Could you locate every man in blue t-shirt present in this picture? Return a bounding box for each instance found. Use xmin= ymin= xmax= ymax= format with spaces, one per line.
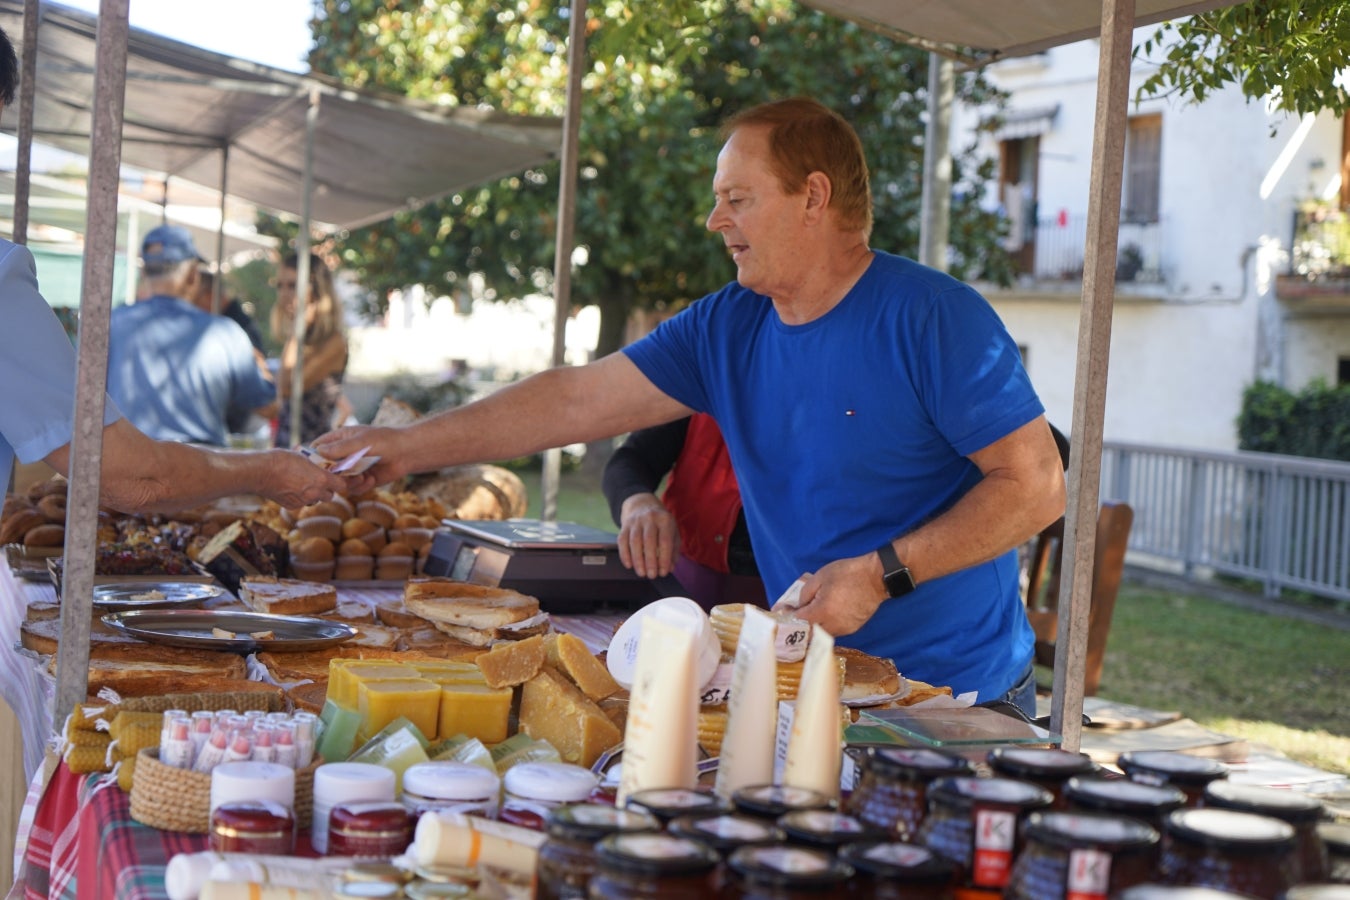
xmin=320 ymin=98 xmax=1066 ymax=711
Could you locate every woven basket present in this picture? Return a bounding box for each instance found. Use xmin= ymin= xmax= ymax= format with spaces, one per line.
xmin=129 ymin=747 xmax=317 ymax=833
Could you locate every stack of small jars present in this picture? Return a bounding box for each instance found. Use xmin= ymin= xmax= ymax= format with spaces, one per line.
xmin=529 ymin=746 xmax=1346 ymax=899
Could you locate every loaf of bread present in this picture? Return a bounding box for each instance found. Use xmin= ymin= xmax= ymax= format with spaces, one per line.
xmin=403 ymin=577 xmax=540 ymax=629
xmin=49 ymin=642 xmax=249 ymax=697
xmin=238 ymin=576 xmax=338 ymax=616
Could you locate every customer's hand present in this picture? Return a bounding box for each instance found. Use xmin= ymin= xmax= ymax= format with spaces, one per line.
xmin=312 ymin=425 xmax=405 ymax=492
xmin=617 ymin=492 xmax=680 ymax=578
xmin=790 ymin=553 xmax=888 ymax=638
xmin=262 ymin=449 xmax=350 ymax=508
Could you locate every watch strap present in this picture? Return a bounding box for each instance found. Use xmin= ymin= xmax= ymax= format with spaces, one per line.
xmin=877 ymin=541 xmax=916 ymax=598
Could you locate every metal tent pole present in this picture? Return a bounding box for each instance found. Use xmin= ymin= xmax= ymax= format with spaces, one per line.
xmin=287 ymin=87 xmax=319 ymax=449
xmin=918 ymin=52 xmax=953 ymax=271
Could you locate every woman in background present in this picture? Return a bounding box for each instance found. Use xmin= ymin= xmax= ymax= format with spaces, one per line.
xmin=271 ymin=252 xmax=348 ymax=448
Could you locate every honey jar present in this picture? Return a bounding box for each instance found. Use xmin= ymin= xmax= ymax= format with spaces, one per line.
xmin=1003 ymin=810 xmax=1160 ymax=899
xmin=668 ymin=813 xmax=783 ymax=858
xmin=724 ymin=844 xmax=855 ymax=898
xmin=1159 ymin=807 xmax=1297 ymax=897
xmin=588 ymin=832 xmax=721 ymax=898
xmin=536 ymin=803 xmax=660 ymax=899
xmin=843 ymin=747 xmax=972 ymax=840
xmin=917 ymin=775 xmax=1053 ymax=896
xmin=731 ymin=784 xmax=833 ymax=823
xmin=1118 ymin=752 xmax=1228 ymax=805
xmin=776 ymin=809 xmax=878 ymax=851
xmin=1200 ymin=780 xmax=1329 ymax=884
xmin=1063 ymin=775 xmax=1187 ymax=831
xmin=624 ymin=787 xmax=731 ymax=826
xmin=987 ymin=747 xmax=1098 ymax=809
xmin=328 ymin=801 xmax=416 ymax=859
xmin=837 ymin=840 xmax=958 ymax=899
xmin=208 ymin=799 xmax=296 ymax=855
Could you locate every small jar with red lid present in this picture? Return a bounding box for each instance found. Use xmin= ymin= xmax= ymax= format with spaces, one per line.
xmin=987 ymin=747 xmax=1098 ymax=809
xmin=917 ymin=775 xmax=1054 ymax=896
xmin=1319 ymin=821 xmax=1350 ymax=884
xmin=731 ymin=784 xmax=833 ymax=823
xmin=588 ymin=832 xmax=721 ymax=899
xmin=837 ymin=840 xmax=958 ymax=899
xmin=209 ymin=799 xmax=295 ymax=855
xmin=624 ymin=787 xmax=731 ymax=827
xmin=843 ymin=747 xmax=972 ymax=840
xmin=1064 ymin=775 xmax=1187 ymax=832
xmin=1200 ymin=780 xmax=1329 ymax=884
xmin=328 ymin=801 xmax=415 ymax=859
xmin=536 ymin=803 xmax=660 ymax=900
xmin=1118 ymin=751 xmax=1228 ymax=805
xmin=1159 ymin=807 xmax=1297 ymax=897
xmin=498 ymin=761 xmax=599 ymax=831
xmin=724 ymin=844 xmax=855 ymax=898
xmin=1004 ymin=810 xmax=1160 ymax=899
xmin=776 ymin=809 xmax=879 ymax=851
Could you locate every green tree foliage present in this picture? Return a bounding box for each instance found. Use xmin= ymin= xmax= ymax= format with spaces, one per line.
xmin=307 ymin=1 xmax=1013 ymax=358
xmin=1238 ymin=379 xmax=1350 ymax=461
xmin=1135 ymin=0 xmax=1350 ymax=116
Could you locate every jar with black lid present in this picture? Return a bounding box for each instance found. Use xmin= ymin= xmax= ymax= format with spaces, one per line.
xmin=1004 ymin=810 xmax=1160 ymax=899
xmin=1201 ymin=780 xmax=1329 ymax=884
xmin=1118 ymin=751 xmax=1228 ymax=805
xmin=732 ymin=784 xmax=833 ymax=823
xmin=1159 ymin=807 xmax=1297 ymax=897
xmin=918 ymin=775 xmax=1053 ymax=896
xmin=670 ymin=813 xmax=782 ymax=858
xmin=777 ymin=809 xmax=878 ymax=850
xmin=837 ymin=840 xmax=958 ymax=899
xmin=987 ymin=747 xmax=1098 ymax=809
xmin=1064 ymin=775 xmax=1187 ymax=831
xmin=1319 ymin=822 xmax=1350 ymax=884
xmin=843 ymin=747 xmax=972 ymax=840
xmin=1116 ymin=886 xmax=1259 ymax=899
xmin=725 ymin=845 xmax=855 ymax=898
xmin=624 ymin=787 xmax=730 ymax=826
xmin=588 ymin=832 xmax=720 ymax=899
xmin=537 ymin=803 xmax=661 ymax=900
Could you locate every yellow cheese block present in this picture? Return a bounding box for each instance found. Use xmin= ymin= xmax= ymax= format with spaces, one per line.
xmin=357 ymin=678 xmax=442 ymax=740
xmin=544 ymin=632 xmax=620 ymax=701
xmin=519 ymin=667 xmax=622 ymax=768
xmin=437 ymin=682 xmax=512 ymax=744
xmin=409 ymin=660 xmax=483 ymax=680
xmin=329 ymin=659 xmax=419 ymax=709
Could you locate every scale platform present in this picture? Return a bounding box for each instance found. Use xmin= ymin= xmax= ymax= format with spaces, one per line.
xmin=422 ymin=518 xmax=676 ymax=613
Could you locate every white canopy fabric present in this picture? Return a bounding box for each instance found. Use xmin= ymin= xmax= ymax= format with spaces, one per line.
xmin=0 ymin=0 xmax=562 ymax=230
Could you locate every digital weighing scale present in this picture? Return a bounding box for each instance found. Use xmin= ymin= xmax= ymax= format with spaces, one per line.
xmin=422 ymin=518 xmax=680 ymax=613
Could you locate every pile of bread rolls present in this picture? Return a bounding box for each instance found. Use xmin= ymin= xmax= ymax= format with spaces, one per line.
xmin=0 ymin=477 xmax=70 ymax=549
xmin=251 ymin=489 xmax=448 ymax=583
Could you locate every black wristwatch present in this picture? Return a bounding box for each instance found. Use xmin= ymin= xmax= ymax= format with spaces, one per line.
xmin=877 ymin=541 xmax=917 ymax=598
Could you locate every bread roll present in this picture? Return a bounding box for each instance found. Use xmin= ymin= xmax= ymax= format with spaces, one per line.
xmin=293 ymin=536 xmax=336 ymax=563
xmin=0 ymin=507 xmax=46 ymax=544
xmin=23 ymin=523 xmax=65 ymax=548
xmin=36 ymin=494 xmax=67 ymax=523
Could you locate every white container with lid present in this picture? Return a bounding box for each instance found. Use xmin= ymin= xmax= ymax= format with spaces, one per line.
xmin=209 ymin=761 xmax=296 ymax=814
xmin=606 ymin=595 xmax=722 ymax=690
xmin=402 ymin=762 xmax=502 ymax=819
xmin=312 ymin=762 xmax=398 ymax=854
xmin=500 ymin=762 xmax=599 ymax=829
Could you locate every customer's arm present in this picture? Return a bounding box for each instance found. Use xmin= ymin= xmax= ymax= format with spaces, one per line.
xmin=602 ymin=417 xmax=691 ymax=578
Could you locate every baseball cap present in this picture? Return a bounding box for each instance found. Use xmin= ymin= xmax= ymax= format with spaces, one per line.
xmin=141 ymin=224 xmax=204 ymax=265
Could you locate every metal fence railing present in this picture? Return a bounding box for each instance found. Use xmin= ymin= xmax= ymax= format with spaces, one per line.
xmin=1100 ymin=442 xmax=1350 ymax=603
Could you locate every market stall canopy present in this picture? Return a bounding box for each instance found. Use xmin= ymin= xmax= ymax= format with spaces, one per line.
xmin=0 ymin=0 xmax=562 ymax=230
xmin=801 ymin=0 xmax=1237 ymax=64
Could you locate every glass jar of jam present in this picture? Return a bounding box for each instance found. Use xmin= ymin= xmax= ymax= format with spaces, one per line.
xmin=987 ymin=747 xmax=1098 ymax=809
xmin=499 ymin=761 xmax=599 ymax=831
xmin=1004 ymin=810 xmax=1160 ymax=899
xmin=669 ymin=812 xmax=783 ymax=857
xmin=1064 ymin=775 xmax=1188 ymax=831
xmin=1118 ymin=752 xmax=1228 ymax=805
xmin=1200 ymin=780 xmax=1328 ymax=884
xmin=837 ymin=840 xmax=958 ymax=899
xmin=843 ymin=747 xmax=973 ymax=840
xmin=777 ymin=809 xmax=879 ymax=851
xmin=401 ymin=762 xmax=501 ymax=819
xmin=917 ymin=775 xmax=1053 ymax=896
xmin=208 ymin=799 xmax=296 ymax=855
xmin=725 ymin=844 xmax=855 ymax=898
xmin=588 ymin=832 xmax=721 ymax=899
xmin=1319 ymin=821 xmax=1350 ymax=884
xmin=328 ymin=801 xmax=416 ymax=859
xmin=536 ymin=803 xmax=660 ymax=900
xmin=1159 ymin=807 xmax=1297 ymax=897
xmin=624 ymin=787 xmax=731 ymax=826
xmin=732 ymin=784 xmax=833 ymax=823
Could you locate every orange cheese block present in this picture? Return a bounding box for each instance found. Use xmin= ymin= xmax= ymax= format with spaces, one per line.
xmin=475 ymin=634 xmax=546 ymax=688
xmin=329 ymin=660 xmax=419 ymax=709
xmin=544 ymin=632 xmax=620 ymax=701
xmin=357 ymin=678 xmax=442 ymax=740
xmin=437 ymin=682 xmax=512 ymax=744
xmin=519 ymin=667 xmax=621 ymax=768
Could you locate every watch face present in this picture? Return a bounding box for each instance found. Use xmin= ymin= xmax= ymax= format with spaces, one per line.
xmin=884 ymin=566 xmax=916 ymax=597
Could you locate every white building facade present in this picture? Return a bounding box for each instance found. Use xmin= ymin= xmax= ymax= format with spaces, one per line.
xmin=952 ymin=35 xmax=1350 ymax=451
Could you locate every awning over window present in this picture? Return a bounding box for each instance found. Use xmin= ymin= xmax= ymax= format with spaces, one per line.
xmin=990 ymin=104 xmax=1061 ymax=141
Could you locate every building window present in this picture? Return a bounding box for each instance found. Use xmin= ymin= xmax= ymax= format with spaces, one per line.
xmin=1338 ymin=356 xmax=1350 ymax=386
xmin=1123 ymin=114 xmax=1162 ymax=224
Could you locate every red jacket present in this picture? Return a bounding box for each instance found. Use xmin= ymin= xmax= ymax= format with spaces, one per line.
xmin=661 ymin=414 xmax=743 ymax=574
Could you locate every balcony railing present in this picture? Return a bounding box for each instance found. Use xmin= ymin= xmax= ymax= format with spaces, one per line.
xmin=1017 ymin=213 xmax=1164 ymax=285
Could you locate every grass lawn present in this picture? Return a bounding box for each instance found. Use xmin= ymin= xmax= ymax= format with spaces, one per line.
xmin=519 ymin=467 xmax=1350 ymax=776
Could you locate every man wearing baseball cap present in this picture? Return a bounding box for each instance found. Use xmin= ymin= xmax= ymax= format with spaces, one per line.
xmin=106 ymin=224 xmax=278 ymax=446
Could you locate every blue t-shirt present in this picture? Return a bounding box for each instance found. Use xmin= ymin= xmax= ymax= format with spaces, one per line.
xmin=0 ymin=240 xmax=122 ymax=490
xmin=623 ymin=251 xmax=1043 ymax=699
xmin=107 ymin=295 xmax=275 ymax=447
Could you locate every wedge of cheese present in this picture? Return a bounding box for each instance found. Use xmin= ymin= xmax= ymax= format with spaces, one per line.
xmin=543 ymin=632 xmax=620 ymax=701
xmin=519 ymin=667 xmax=621 ymax=768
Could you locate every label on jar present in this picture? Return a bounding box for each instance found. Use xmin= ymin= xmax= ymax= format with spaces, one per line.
xmin=862 ymin=842 xmax=934 ymax=866
xmin=971 ymin=806 xmax=1015 ymax=888
xmin=1066 ymin=848 xmax=1111 ymax=900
